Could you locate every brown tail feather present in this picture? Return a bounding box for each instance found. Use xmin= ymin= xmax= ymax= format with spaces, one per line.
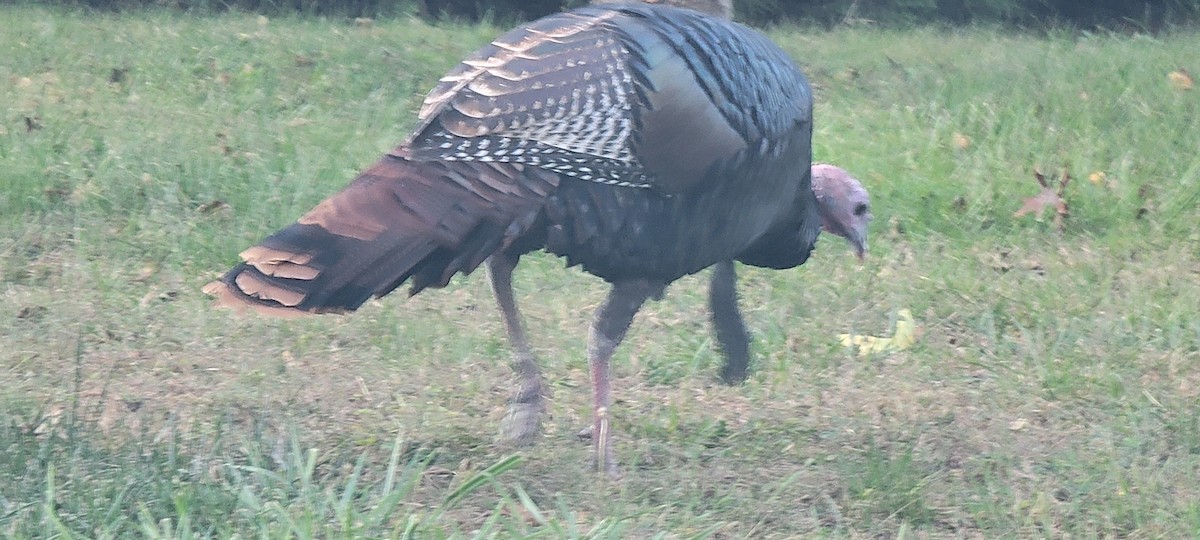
xmin=204 ymin=151 xmax=559 ymax=315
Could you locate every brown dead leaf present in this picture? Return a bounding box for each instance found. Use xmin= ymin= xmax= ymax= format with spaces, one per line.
xmin=498 ymin=504 xmax=543 ymax=526
xmin=197 ymin=199 xmax=231 ymax=215
xmin=952 ymin=132 xmax=971 ymax=150
xmin=1025 ymin=259 xmax=1046 ymax=276
xmin=1169 ymin=68 xmax=1193 ymax=91
xmin=986 ymin=250 xmax=1012 ymax=273
xmin=886 ymin=215 xmax=904 ymax=240
xmin=139 ymin=290 xmax=179 ymax=307
xmin=215 ymin=132 xmax=232 ymax=155
xmin=423 ymin=466 xmax=456 ymax=488
xmin=1014 ymin=167 xmax=1070 ymax=229
xmin=16 ymin=305 xmax=48 ymax=321
xmin=134 ymin=263 xmax=157 ymax=282
xmin=44 ymin=184 xmax=70 ymax=201
xmin=98 ymin=397 xmax=123 ymax=434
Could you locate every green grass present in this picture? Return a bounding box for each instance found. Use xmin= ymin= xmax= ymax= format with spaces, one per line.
xmin=2 ymin=4 xmax=1200 ymax=537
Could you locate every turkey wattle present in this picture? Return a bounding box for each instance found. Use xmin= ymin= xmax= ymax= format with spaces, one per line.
xmin=204 ymin=3 xmax=870 ymax=474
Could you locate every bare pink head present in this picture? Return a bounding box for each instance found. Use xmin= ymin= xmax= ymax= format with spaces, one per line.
xmin=811 ymin=163 xmax=871 ymax=260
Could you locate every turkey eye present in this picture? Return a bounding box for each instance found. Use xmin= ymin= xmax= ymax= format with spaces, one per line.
xmin=853 ymin=203 xmax=869 ymax=217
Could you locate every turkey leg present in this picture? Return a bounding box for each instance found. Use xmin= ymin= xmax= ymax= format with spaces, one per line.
xmin=710 ymin=260 xmax=752 ymax=384
xmin=488 ymin=254 xmax=544 ymax=446
xmin=588 ymin=279 xmax=663 ymax=474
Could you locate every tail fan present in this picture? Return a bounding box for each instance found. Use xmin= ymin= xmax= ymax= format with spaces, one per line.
xmin=203 ymin=150 xmax=559 ymax=316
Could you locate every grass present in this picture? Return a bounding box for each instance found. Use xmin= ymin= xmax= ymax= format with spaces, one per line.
xmin=2 ymin=4 xmax=1199 ymax=537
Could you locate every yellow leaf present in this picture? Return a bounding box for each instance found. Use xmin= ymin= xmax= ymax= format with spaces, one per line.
xmin=892 ymin=309 xmax=916 ymax=349
xmin=1088 ymin=171 xmax=1106 ymax=185
xmin=1169 ymin=69 xmax=1193 ymax=91
xmin=837 ymin=309 xmax=916 ymax=357
xmin=134 ymin=263 xmax=157 ymax=282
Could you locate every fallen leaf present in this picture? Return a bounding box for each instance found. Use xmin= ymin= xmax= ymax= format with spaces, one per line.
xmin=17 ymin=305 xmax=48 ymax=321
xmin=1009 ymin=418 xmax=1029 ymax=431
xmin=98 ymin=397 xmax=122 ymax=434
xmin=1014 ymin=167 xmax=1070 ymax=229
xmin=985 ymin=250 xmax=1012 ymax=273
xmin=1169 ymin=68 xmax=1193 ymax=91
xmin=886 ymin=215 xmax=904 ymax=239
xmin=197 ymin=199 xmax=231 ymax=214
xmin=952 ymin=132 xmax=971 ymax=150
xmin=33 ymin=406 xmax=65 ymax=436
xmin=1088 ymin=171 xmax=1106 ymax=185
xmin=44 ymin=184 xmax=70 ymax=201
xmin=838 ymin=309 xmax=916 ymax=357
xmin=139 ymin=290 xmax=179 ymax=307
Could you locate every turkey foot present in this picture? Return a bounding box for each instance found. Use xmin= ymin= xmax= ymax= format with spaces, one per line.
xmin=499 ymin=378 xmax=544 ymax=446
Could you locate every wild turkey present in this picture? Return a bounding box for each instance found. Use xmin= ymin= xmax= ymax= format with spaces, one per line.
xmin=204 ymin=3 xmax=871 ymax=473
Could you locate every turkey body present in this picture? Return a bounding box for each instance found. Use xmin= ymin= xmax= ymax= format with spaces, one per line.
xmin=415 ymin=3 xmax=819 ymax=284
xmin=206 ymin=3 xmax=818 ymax=473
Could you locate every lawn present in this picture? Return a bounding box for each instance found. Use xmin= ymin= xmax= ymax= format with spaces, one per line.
xmin=2 ymin=5 xmax=1199 ymax=537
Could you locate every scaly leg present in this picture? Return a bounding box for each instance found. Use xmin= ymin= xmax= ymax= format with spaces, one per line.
xmin=710 ymin=260 xmax=752 ymax=384
xmin=588 ymin=279 xmax=663 ymax=475
xmin=488 ymin=253 xmax=543 ymax=446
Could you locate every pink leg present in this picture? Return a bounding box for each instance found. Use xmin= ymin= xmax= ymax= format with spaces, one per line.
xmin=588 ymin=279 xmax=662 ymax=475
